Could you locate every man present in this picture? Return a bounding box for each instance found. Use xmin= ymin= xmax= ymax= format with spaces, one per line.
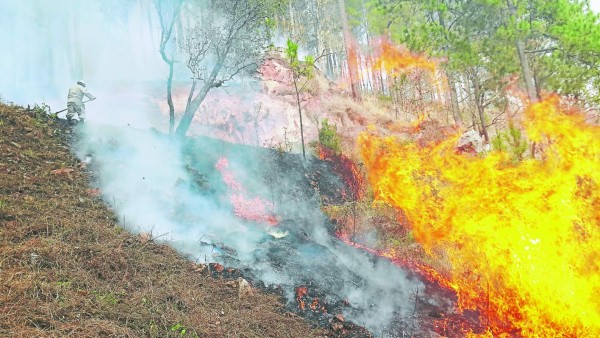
xmin=66 ymin=80 xmax=96 ymax=124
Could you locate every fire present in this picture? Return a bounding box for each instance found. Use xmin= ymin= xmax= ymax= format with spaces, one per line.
xmin=372 ymin=36 xmax=437 ymax=76
xmin=215 ymin=157 xmax=278 ymax=226
xmin=358 ymin=95 xmax=600 ymax=336
xmin=316 ymin=144 xmax=365 ymax=200
xmin=296 ymin=286 xmax=309 ymax=311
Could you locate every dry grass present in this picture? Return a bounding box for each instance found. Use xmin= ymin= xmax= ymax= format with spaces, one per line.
xmin=0 ymin=103 xmax=327 ymax=338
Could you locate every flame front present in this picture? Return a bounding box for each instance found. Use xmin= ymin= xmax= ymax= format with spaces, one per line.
xmin=359 ymin=96 xmax=600 ymax=336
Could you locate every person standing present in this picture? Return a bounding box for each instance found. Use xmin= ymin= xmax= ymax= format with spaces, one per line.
xmin=66 ymin=80 xmax=96 ymax=124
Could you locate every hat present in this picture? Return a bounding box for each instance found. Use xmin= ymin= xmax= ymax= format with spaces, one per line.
xmin=77 ymin=80 xmax=86 ymax=87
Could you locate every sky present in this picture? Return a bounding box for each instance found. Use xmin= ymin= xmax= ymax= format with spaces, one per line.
xmin=592 ymin=0 xmax=600 ymax=12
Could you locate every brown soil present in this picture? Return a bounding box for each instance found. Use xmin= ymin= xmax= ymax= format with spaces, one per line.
xmin=0 ymin=103 xmax=328 ymax=338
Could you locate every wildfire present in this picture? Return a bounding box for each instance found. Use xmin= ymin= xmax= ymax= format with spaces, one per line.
xmin=316 ymin=144 xmax=365 ymax=200
xmin=358 ymin=95 xmax=600 ymax=336
xmin=215 ymin=157 xmax=278 ymax=226
xmin=372 ymin=36 xmax=437 ymax=76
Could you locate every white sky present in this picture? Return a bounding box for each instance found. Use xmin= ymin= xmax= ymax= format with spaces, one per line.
xmin=591 ymin=0 xmax=600 ymax=13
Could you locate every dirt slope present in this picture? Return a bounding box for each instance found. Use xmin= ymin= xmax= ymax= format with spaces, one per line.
xmin=0 ymin=103 xmax=327 ymax=337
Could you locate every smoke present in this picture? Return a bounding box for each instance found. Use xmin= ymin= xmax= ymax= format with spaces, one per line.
xmin=0 ymin=0 xmax=168 ymax=118
xmin=74 ymin=119 xmax=422 ymax=334
xmin=3 ymin=0 xmax=424 ymax=335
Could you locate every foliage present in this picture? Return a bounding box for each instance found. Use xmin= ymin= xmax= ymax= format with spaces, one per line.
xmin=318 ymin=118 xmax=342 ymax=154
xmin=170 ymin=323 xmax=198 ymax=337
xmin=264 ymin=17 xmax=276 ymax=48
xmin=491 ymin=122 xmax=528 ymax=163
xmin=285 ymin=38 xmax=316 ymax=159
xmin=270 ymin=127 xmax=293 ymax=154
xmin=32 ymin=102 xmax=52 ymax=117
xmin=369 ymin=0 xmax=600 ymax=109
xmin=286 ymin=39 xmax=315 ymax=79
xmin=276 ymin=0 xmax=343 ymax=73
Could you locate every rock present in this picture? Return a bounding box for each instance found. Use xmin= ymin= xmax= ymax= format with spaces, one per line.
xmin=331 ymin=322 xmax=343 ymax=332
xmin=456 ymin=129 xmax=485 ymax=153
xmin=139 ymin=232 xmax=152 ymax=244
xmin=238 ymin=277 xmax=253 ymax=299
xmin=192 ymin=263 xmax=208 ymax=273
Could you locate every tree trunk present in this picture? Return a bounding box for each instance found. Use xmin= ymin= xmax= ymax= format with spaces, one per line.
xmin=326 ymin=48 xmax=334 ymax=78
xmin=314 ymin=0 xmax=324 ymax=70
xmin=176 ymin=60 xmax=224 ymax=137
xmin=288 ymin=1 xmax=296 ymax=39
xmin=446 ymin=70 xmax=462 ymax=125
xmin=176 ymin=82 xmax=212 ymax=137
xmin=472 ymin=75 xmax=489 ymax=142
xmin=294 ymin=78 xmax=306 ymax=160
xmin=155 ymin=0 xmax=182 ymax=134
xmin=507 ymin=0 xmax=538 ymax=103
xmin=167 ymin=61 xmax=175 ymax=134
xmin=515 ymin=38 xmax=537 ymax=102
xmin=338 ymin=0 xmax=361 ymax=100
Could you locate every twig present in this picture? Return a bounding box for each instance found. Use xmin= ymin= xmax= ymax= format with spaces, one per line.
xmin=413 ymin=288 xmax=419 ymax=315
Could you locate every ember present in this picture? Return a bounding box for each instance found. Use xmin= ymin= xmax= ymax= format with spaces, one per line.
xmin=215 ymin=157 xmax=278 ymax=226
xmin=295 ymin=286 xmax=309 ymax=310
xmin=316 ymin=144 xmax=365 ymax=200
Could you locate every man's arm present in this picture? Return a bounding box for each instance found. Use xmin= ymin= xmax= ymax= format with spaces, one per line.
xmin=82 ymin=87 xmax=97 ymax=101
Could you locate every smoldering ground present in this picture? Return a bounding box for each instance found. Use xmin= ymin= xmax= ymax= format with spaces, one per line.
xmin=73 ymin=119 xmax=425 ymax=335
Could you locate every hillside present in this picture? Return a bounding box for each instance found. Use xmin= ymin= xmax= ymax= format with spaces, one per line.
xmin=0 ymin=103 xmax=330 ymax=337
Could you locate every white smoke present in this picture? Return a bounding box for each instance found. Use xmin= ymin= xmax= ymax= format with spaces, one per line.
xmin=0 ymin=0 xmax=170 ymax=119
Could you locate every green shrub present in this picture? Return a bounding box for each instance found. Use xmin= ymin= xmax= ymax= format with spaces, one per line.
xmin=492 ymin=122 xmax=528 ymax=163
xmin=318 ymin=118 xmax=341 ymax=154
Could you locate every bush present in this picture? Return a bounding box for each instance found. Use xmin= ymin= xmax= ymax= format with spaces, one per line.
xmin=318 ymin=118 xmax=341 ymax=154
xmin=492 ymin=122 xmax=528 ymax=163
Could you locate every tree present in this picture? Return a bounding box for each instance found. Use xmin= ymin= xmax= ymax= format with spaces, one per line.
xmin=154 ymin=0 xmax=183 ymax=135
xmin=338 ymin=0 xmax=361 ymax=100
xmin=506 ymin=0 xmax=538 ymax=103
xmin=175 ymin=0 xmax=283 ymax=137
xmin=528 ymin=0 xmax=600 ymax=108
xmin=285 ymin=39 xmax=315 ymax=160
xmin=276 ymin=0 xmax=345 ymax=78
xmin=368 ymin=0 xmax=471 ymax=124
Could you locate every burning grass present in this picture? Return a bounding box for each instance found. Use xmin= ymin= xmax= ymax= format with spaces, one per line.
xmin=0 ymin=103 xmax=328 ymax=337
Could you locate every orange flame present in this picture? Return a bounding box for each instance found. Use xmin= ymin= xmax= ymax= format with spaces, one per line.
xmin=358 ymin=95 xmax=600 ymax=336
xmin=372 ymin=36 xmax=437 ymax=76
